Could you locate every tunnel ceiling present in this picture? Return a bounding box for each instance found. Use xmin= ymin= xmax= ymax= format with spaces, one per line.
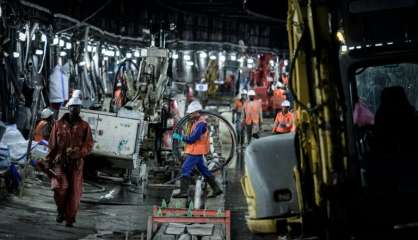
xmin=19 ymin=0 xmax=288 ymax=49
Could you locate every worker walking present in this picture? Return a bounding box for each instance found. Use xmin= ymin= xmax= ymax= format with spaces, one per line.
xmin=272 ymin=100 xmax=294 ymax=134
xmin=34 ymin=108 xmax=54 ymax=142
xmin=243 ymin=90 xmax=263 ymax=144
xmin=232 ymin=89 xmax=247 ymax=145
xmin=271 ymin=81 xmax=287 ymax=117
xmin=172 ymin=100 xmax=223 ymax=198
xmin=45 ymin=96 xmax=93 ymax=227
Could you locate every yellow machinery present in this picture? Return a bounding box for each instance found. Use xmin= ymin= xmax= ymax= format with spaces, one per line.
xmin=243 ymin=0 xmax=418 ymax=238
xmin=242 ymin=0 xmax=346 ymax=237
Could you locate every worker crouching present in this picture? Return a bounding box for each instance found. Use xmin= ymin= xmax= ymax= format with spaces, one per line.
xmin=45 ymin=96 xmax=93 ymax=227
xmin=172 ymin=100 xmax=223 ymax=198
xmin=272 ymin=100 xmax=294 ymax=134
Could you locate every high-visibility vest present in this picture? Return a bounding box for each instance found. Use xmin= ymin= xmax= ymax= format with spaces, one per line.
xmin=272 ymin=89 xmax=287 ymax=109
xmin=34 ymin=120 xmax=48 ymax=142
xmin=244 ymin=100 xmax=261 ymax=125
xmin=234 ymin=99 xmax=245 ymax=112
xmin=114 ymin=88 xmax=123 ymax=107
xmin=273 ymin=112 xmax=294 ymax=133
xmin=184 ymin=117 xmax=210 ymax=155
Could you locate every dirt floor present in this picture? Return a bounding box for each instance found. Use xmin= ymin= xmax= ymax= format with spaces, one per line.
xmin=0 ymin=118 xmax=279 ymax=240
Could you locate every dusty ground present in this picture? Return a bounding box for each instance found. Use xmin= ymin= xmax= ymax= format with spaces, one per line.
xmin=0 ymin=118 xmax=278 ymax=240
xmin=0 ymin=176 xmax=170 ymax=240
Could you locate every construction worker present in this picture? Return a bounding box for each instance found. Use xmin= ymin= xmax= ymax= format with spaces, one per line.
xmin=232 ymin=89 xmax=247 ymax=145
xmin=172 ymin=100 xmax=223 ymax=198
xmin=45 ymin=96 xmax=93 ymax=227
xmin=272 ymin=100 xmax=294 ymax=134
xmin=271 ymin=81 xmax=287 ymax=117
xmin=243 ymin=90 xmax=263 ymax=143
xmin=65 ymin=89 xmax=82 ymax=107
xmin=282 ymin=73 xmax=289 ymax=86
xmin=114 ymin=82 xmax=124 ymax=108
xmin=34 ymin=108 xmax=54 ymax=142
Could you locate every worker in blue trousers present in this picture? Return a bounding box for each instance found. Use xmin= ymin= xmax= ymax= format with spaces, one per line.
xmin=172 ymin=100 xmax=223 ymax=198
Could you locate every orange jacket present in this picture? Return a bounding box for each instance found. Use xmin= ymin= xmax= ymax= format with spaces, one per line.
xmin=272 ymin=89 xmax=287 ymax=109
xmin=244 ymin=100 xmax=262 ymax=125
xmin=273 ymin=111 xmax=294 ymax=133
xmin=34 ymin=120 xmax=49 ymax=142
xmin=114 ymin=88 xmax=124 ymax=107
xmin=184 ymin=117 xmax=210 ymax=155
xmin=234 ymin=99 xmax=244 ymax=111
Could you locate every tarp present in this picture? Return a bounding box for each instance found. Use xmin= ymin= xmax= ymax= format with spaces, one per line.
xmin=49 ymin=64 xmax=70 ymax=103
xmin=0 ymin=125 xmax=48 ymax=164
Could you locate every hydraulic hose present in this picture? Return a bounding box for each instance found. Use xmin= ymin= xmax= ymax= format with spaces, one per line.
xmin=109 ymin=59 xmax=139 ymax=111
xmin=36 ymin=30 xmax=47 ymax=74
xmin=172 ymin=110 xmax=237 ymax=173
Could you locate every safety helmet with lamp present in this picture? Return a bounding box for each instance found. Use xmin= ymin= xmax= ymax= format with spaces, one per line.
xmin=40 ymin=108 xmax=54 ymax=119
xmin=67 ymin=97 xmax=82 ymax=106
xmin=248 ymin=90 xmax=256 ymax=96
xmin=186 ymin=100 xmax=203 ymax=114
xmin=281 ymin=100 xmax=291 ymax=107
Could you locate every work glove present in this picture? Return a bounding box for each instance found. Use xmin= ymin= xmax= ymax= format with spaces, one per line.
xmin=67 ymin=147 xmax=81 ymax=159
xmin=172 ymin=133 xmax=183 ymax=142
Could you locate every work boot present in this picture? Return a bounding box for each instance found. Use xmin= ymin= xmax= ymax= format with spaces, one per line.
xmin=56 ymin=210 xmax=64 ymax=223
xmin=206 ymin=176 xmax=223 ymax=198
xmin=173 ymin=177 xmax=191 ymax=198
xmin=65 ymin=222 xmax=74 ymax=227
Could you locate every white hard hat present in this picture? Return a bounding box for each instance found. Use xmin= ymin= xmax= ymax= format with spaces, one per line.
xmin=275 ymin=81 xmax=284 ymax=88
xmin=248 ymin=90 xmax=256 ymax=96
xmin=40 ymin=108 xmax=54 ymax=119
xmin=187 ymin=100 xmax=203 ymax=114
xmin=72 ymin=89 xmax=82 ymax=98
xmin=67 ymin=97 xmax=82 ymax=106
xmin=240 ymin=89 xmax=248 ymax=95
xmin=281 ymin=100 xmax=291 ymax=107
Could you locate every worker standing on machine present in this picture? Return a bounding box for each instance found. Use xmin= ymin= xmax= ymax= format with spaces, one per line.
xmin=272 ymin=100 xmax=294 ymax=134
xmin=172 ymin=100 xmax=223 ymax=198
xmin=232 ymin=89 xmax=247 ymax=145
xmin=34 ymin=108 xmax=54 ymax=142
xmin=243 ymin=90 xmax=263 ymax=143
xmin=45 ymin=96 xmax=93 ymax=227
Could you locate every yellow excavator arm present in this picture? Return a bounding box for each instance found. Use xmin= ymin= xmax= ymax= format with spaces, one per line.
xmin=287 ymin=0 xmax=348 ymax=218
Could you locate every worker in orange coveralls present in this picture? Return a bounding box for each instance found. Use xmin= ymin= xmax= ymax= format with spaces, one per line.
xmin=45 ymin=96 xmax=93 ymax=227
xmin=272 ymin=100 xmax=294 ymax=134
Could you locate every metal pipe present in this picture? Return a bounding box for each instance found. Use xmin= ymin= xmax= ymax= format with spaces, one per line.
xmin=19 ymin=84 xmax=43 ymax=197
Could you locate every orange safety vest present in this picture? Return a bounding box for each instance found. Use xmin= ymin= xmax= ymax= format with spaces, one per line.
xmin=114 ymin=88 xmax=124 ymax=107
xmin=273 ymin=112 xmax=294 ymax=133
xmin=244 ymin=100 xmax=261 ymax=125
xmin=272 ymin=89 xmax=287 ymax=109
xmin=234 ymin=99 xmax=244 ymax=111
xmin=184 ymin=117 xmax=210 ymax=155
xmin=34 ymin=120 xmax=48 ymax=142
